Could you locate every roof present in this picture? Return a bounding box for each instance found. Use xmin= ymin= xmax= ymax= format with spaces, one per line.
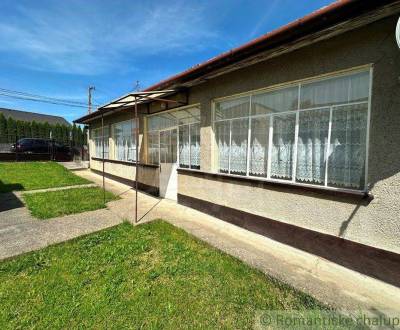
xmin=0 ymin=108 xmax=70 ymax=126
xmin=75 ymin=0 xmax=400 ymax=124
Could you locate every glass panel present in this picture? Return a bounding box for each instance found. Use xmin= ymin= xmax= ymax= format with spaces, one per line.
xmin=349 ymin=71 xmax=370 ymax=103
xmin=249 ymin=116 xmax=269 ymax=177
xmin=159 ymin=131 xmax=168 ymax=163
xmin=170 ymin=129 xmax=177 ymax=163
xmin=230 ymin=118 xmax=248 ymax=175
xmin=177 ymin=107 xmax=201 ymax=125
xmin=179 ymin=125 xmax=190 ymax=168
xmin=271 ymin=113 xmax=296 ymax=180
xmin=148 ymin=113 xmax=177 ymax=131
xmin=328 ymin=104 xmax=367 ymax=189
xmin=300 ymin=71 xmax=370 ymax=109
xmin=296 ymin=108 xmax=330 ymax=185
xmin=147 ymin=131 xmax=159 ymax=165
xmin=114 ymin=120 xmax=135 ymax=162
xmin=148 ymin=107 xmax=200 ymax=131
xmin=215 ymin=96 xmax=250 ymax=120
xmin=190 ymin=123 xmax=201 ymax=169
xmin=215 ymin=121 xmax=230 ymax=173
xmin=252 ymin=86 xmax=298 ymax=115
xmin=93 ymin=127 xmax=109 ymax=159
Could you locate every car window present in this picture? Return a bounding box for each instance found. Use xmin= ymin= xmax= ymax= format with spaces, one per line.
xmin=20 ymin=139 xmax=33 ymax=146
xmin=33 ymin=139 xmax=49 ymax=146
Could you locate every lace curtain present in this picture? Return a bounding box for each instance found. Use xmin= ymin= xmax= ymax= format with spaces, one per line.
xmin=179 ymin=125 xmax=190 ymax=168
xmin=114 ymin=120 xmax=136 ymax=162
xmin=215 ymin=121 xmax=230 ymax=173
xmin=230 ymin=119 xmax=248 ymax=175
xmin=271 ymin=114 xmax=295 ymax=180
xmin=213 ymin=70 xmax=369 ymax=190
xmin=296 ymin=109 xmax=329 ymax=184
xmin=249 ymin=116 xmax=269 ymax=177
xmin=190 ymin=123 xmax=201 ymax=169
xmin=93 ymin=127 xmax=109 ymax=159
xmin=328 ymin=104 xmax=367 ymax=189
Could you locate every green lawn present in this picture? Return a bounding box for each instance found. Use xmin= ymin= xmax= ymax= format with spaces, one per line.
xmin=0 ymin=221 xmax=334 ymax=329
xmin=23 ymin=187 xmax=118 ymax=219
xmin=0 ymin=162 xmax=90 ymax=193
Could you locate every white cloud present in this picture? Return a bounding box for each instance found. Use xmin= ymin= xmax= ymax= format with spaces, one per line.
xmin=0 ymin=1 xmax=220 ymax=75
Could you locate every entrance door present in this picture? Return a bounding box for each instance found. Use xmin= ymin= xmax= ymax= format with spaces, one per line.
xmin=159 ymin=128 xmax=177 ymax=200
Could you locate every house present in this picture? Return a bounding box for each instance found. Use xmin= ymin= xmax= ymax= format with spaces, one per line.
xmin=0 ymin=108 xmax=70 ymax=126
xmin=74 ymin=0 xmax=400 ymax=287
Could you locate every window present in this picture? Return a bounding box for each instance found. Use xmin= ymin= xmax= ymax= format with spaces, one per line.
xmin=113 ymin=120 xmax=136 ymax=162
xmin=147 ymin=106 xmax=201 ymax=169
xmin=91 ymin=127 xmax=109 ymax=159
xmin=213 ymin=69 xmax=371 ymax=190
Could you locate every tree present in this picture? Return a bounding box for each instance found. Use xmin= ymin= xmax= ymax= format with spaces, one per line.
xmin=31 ymin=121 xmax=39 ymax=138
xmin=16 ymin=120 xmax=24 ymax=139
xmin=23 ymin=121 xmax=31 ymax=138
xmin=7 ymin=117 xmax=16 ymax=143
xmin=54 ymin=124 xmax=62 ymax=143
xmin=44 ymin=122 xmax=51 ymax=139
xmin=0 ymin=113 xmax=7 ymax=143
xmin=71 ymin=124 xmax=78 ymax=147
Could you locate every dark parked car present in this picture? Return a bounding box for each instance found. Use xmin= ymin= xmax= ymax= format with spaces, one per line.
xmin=11 ymin=138 xmax=72 ymax=161
xmin=11 ymin=138 xmax=51 ymax=154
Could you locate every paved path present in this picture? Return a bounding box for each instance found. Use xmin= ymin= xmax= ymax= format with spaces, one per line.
xmin=0 ymin=186 xmax=122 ymax=260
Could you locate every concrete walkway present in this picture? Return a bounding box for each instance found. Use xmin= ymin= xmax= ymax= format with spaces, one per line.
xmin=75 ymin=170 xmax=400 ymax=316
xmin=0 ymin=186 xmax=122 ymax=260
xmin=58 ymin=161 xmax=89 ymax=171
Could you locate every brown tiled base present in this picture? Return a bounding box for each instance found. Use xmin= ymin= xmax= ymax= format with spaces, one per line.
xmin=178 ymin=193 xmax=400 ymax=288
xmin=91 ymin=169 xmax=159 ymax=197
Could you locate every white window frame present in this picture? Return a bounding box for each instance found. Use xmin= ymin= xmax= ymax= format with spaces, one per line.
xmin=146 ymin=104 xmax=201 ymax=169
xmin=212 ymin=65 xmax=373 ymax=193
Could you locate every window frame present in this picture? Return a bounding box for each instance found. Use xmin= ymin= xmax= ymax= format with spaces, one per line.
xmin=212 ymin=65 xmax=373 ymax=193
xmin=146 ymin=104 xmax=201 ymax=169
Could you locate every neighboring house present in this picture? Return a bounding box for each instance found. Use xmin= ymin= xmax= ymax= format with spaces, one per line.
xmin=75 ymin=1 xmax=400 ymax=287
xmin=0 ymin=108 xmax=70 ymax=126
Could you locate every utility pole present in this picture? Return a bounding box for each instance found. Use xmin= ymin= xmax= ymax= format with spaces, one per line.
xmin=88 ymin=86 xmax=95 ymax=114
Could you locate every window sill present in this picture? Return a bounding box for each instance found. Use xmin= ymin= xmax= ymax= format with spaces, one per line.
xmin=91 ymin=157 xmax=159 ymax=168
xmin=176 ymin=168 xmax=373 ymax=201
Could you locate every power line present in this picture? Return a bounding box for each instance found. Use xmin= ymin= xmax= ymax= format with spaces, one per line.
xmin=0 ymin=93 xmax=92 ymax=109
xmin=0 ymin=87 xmax=100 ymax=108
xmin=0 ymin=88 xmax=89 ymax=105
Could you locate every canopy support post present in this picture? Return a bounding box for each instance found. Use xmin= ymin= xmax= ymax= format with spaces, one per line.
xmin=101 ymin=113 xmax=105 ymax=204
xmin=134 ymin=96 xmax=139 ymax=223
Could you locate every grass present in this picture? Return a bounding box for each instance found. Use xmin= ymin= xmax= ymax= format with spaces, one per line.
xmin=0 ymin=221 xmax=338 ymax=329
xmin=0 ymin=162 xmax=90 ymax=193
xmin=23 ymin=187 xmax=119 ymax=219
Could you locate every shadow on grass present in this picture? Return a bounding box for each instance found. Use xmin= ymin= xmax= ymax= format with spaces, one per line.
xmin=0 ymin=181 xmax=25 ymax=194
xmin=0 ymin=192 xmax=24 ymax=212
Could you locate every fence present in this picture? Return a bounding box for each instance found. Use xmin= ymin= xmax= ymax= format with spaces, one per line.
xmin=0 ymin=134 xmax=88 ymax=162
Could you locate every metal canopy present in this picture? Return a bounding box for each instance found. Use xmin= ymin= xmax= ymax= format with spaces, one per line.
xmin=96 ymin=89 xmax=182 ymax=225
xmin=100 ymin=90 xmax=180 ymax=109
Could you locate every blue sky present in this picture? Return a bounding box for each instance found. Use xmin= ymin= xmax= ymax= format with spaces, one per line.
xmin=0 ymin=0 xmax=333 ymax=122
